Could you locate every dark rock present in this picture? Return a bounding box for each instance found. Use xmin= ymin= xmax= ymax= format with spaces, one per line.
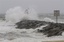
xmin=16 ymin=20 xmax=48 ymax=29
xmin=41 ymin=23 xmax=64 ymax=37
xmin=37 ymin=29 xmax=44 ymax=33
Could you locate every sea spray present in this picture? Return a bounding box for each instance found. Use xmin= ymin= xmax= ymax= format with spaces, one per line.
xmin=5 ymin=6 xmax=25 ymax=23
xmin=43 ymin=17 xmax=55 ymax=22
xmin=25 ymin=7 xmax=38 ymax=20
xmin=5 ymin=6 xmax=39 ymax=24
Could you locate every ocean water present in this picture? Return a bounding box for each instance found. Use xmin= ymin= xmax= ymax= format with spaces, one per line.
xmin=0 ymin=16 xmax=64 ymax=42
xmin=0 ymin=21 xmax=64 ymax=42
xmin=38 ymin=14 xmax=64 ymax=23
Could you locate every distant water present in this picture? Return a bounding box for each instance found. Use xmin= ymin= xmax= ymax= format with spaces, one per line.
xmin=38 ymin=14 xmax=64 ymax=22
xmin=0 ymin=13 xmax=64 ymax=22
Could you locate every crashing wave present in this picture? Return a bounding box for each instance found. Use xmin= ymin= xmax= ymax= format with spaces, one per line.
xmin=43 ymin=17 xmax=55 ymax=22
xmin=5 ymin=6 xmax=39 ymax=24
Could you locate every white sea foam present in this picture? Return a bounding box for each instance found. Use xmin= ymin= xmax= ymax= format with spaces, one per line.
xmin=43 ymin=17 xmax=55 ymax=22
xmin=0 ymin=21 xmax=64 ymax=42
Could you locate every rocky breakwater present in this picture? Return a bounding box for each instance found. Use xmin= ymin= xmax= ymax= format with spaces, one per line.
xmin=16 ymin=20 xmax=49 ymax=29
xmin=38 ymin=23 xmax=64 ymax=37
xmin=16 ymin=20 xmax=64 ymax=37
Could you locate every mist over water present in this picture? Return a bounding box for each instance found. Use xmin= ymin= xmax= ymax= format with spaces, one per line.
xmin=5 ymin=6 xmax=38 ymax=24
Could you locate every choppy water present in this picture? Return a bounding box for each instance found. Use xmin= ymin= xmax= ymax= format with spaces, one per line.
xmin=0 ymin=13 xmax=64 ymax=42
xmin=38 ymin=14 xmax=64 ymax=22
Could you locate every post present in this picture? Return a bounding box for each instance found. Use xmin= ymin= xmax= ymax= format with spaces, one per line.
xmin=56 ymin=16 xmax=58 ymax=23
xmin=54 ymin=10 xmax=60 ymax=23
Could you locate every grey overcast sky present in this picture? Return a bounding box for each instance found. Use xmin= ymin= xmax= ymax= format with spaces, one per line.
xmin=0 ymin=0 xmax=64 ymax=13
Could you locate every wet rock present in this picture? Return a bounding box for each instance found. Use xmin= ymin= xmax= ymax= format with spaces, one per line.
xmin=16 ymin=20 xmax=48 ymax=29
xmin=41 ymin=23 xmax=64 ymax=37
